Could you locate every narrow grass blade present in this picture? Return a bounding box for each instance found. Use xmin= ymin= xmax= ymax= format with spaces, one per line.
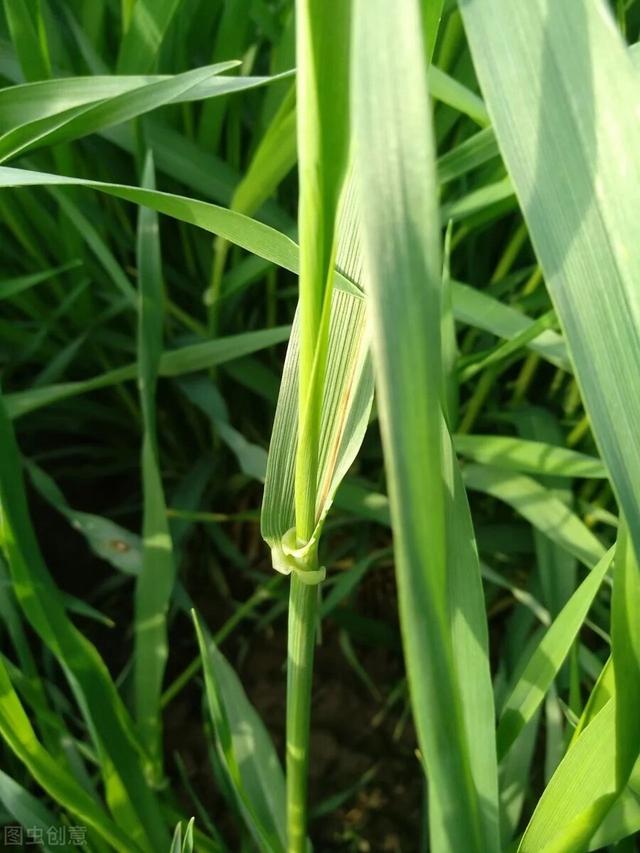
xmin=440 ymin=435 xmax=500 ymax=847
xmin=49 ymin=188 xmax=136 ymax=303
xmin=133 ymin=152 xmax=175 ymax=775
xmin=170 ymin=817 xmax=195 ymax=853
xmin=117 ymin=0 xmax=185 ymax=73
xmin=230 ymin=86 xmax=297 ymax=219
xmin=179 ymin=376 xmax=267 ymax=481
xmin=3 ymin=0 xmax=50 ymax=81
xmin=451 ymin=280 xmax=570 ymax=371
xmin=0 ymin=66 xmax=282 ymax=131
xmin=193 ymin=613 xmax=287 ymax=853
xmin=518 ymin=700 xmax=617 ymax=852
xmin=0 ymin=395 xmax=169 ymax=850
xmin=589 ymin=760 xmax=640 ymax=849
xmin=519 ymin=523 xmax=639 ymax=849
xmin=497 ymin=547 xmax=613 ymax=760
xmin=428 ymin=64 xmax=489 ymax=127
xmin=422 ymin=0 xmax=444 ymax=61
xmin=442 ymin=175 xmax=514 ymax=224
xmin=437 ymin=126 xmax=499 ymax=186
xmin=0 ymin=561 xmax=62 ymax=755
xmin=0 ymin=64 xmax=252 ymax=163
xmin=6 ymin=326 xmax=290 ymax=418
xmin=515 ymin=409 xmax=579 ymax=778
xmin=0 ymin=656 xmax=132 ymax=850
xmin=441 ymin=223 xmax=458 ymax=424
xmin=170 ymin=822 xmax=183 ymax=853
xmin=196 ymin=0 xmax=250 ymax=150
xmin=352 ymin=1 xmax=497 ymax=850
xmin=0 ymin=165 xmax=361 ymax=296
xmin=0 ymin=557 xmax=38 ymax=675
xmin=0 ymin=261 xmax=80 ymax=300
xmin=463 ymin=465 xmax=605 ymax=569
xmin=0 ymin=769 xmax=70 ymax=853
xmin=611 ymin=522 xmax=640 ymax=785
xmin=205 ymin=85 xmax=297 ymax=317
xmin=499 ymin=714 xmax=540 ymax=845
xmin=459 ymin=309 xmax=557 ymax=382
xmin=454 ymin=435 xmax=605 ymax=479
xmin=571 ymin=656 xmax=614 ymax=744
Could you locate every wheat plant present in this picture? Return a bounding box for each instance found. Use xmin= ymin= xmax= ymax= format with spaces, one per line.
xmin=0 ymin=0 xmax=639 ymax=851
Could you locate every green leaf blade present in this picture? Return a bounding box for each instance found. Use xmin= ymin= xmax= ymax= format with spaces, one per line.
xmin=352 ymin=1 xmax=498 ymax=849
xmin=133 ymin=152 xmax=175 ymax=776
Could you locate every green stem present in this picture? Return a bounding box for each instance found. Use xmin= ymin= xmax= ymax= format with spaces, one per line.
xmin=206 ymin=236 xmax=230 ymax=337
xmin=286 ymin=573 xmax=318 ymax=853
xmin=121 ymin=0 xmax=134 ymax=33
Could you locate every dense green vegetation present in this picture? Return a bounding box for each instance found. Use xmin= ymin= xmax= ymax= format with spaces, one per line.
xmin=1 ymin=0 xmax=640 ymax=850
